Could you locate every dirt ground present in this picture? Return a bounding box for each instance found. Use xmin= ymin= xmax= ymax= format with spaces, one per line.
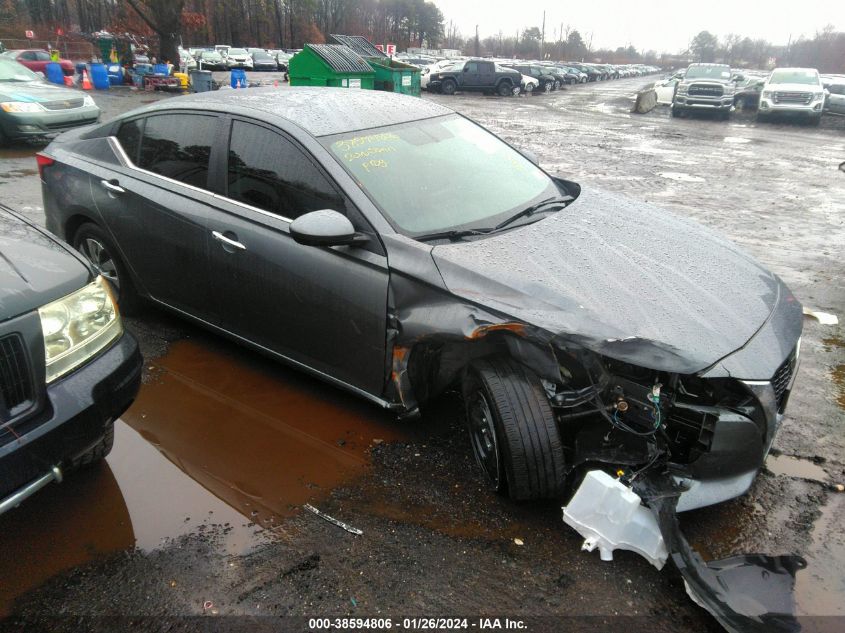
xmin=0 ymin=75 xmax=843 ymax=633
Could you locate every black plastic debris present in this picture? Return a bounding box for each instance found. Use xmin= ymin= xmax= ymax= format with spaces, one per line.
xmin=634 ymin=473 xmax=805 ymax=633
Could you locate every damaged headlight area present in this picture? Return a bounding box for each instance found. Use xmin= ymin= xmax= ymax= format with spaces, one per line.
xmin=544 ymin=348 xmax=783 ymax=503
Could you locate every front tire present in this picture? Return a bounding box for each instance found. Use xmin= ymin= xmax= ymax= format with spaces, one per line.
xmin=464 ymin=358 xmax=567 ymax=501
xmin=553 ymin=80 xmax=561 ymax=91
xmin=73 ymin=222 xmax=141 ymax=315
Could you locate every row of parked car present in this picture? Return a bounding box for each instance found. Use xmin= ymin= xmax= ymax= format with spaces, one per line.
xmin=654 ymin=63 xmax=843 ymax=124
xmin=180 ymin=45 xmax=296 ymax=72
xmin=410 ymin=56 xmax=660 ymax=96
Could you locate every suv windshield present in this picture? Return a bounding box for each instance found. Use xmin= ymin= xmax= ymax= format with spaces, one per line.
xmin=768 ymin=69 xmax=819 ymax=85
xmin=323 ymin=114 xmax=557 ymax=236
xmin=0 ymin=58 xmax=39 ymax=82
xmin=685 ymin=66 xmax=731 ymax=80
xmin=228 ymin=49 xmax=248 ymax=55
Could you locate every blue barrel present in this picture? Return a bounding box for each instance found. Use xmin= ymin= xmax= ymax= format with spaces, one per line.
xmin=230 ymin=68 xmax=246 ymax=88
xmin=89 ymin=63 xmax=110 ymax=90
xmin=45 ymin=62 xmax=65 ymax=84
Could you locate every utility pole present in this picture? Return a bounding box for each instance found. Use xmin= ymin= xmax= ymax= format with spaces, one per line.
xmin=540 ymin=11 xmax=545 ymax=59
xmin=474 ymin=24 xmax=479 ymax=57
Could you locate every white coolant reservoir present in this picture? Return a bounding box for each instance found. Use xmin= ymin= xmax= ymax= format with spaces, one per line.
xmin=562 ymin=469 xmax=668 ymax=570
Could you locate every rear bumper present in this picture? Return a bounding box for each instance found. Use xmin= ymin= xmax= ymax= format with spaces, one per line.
xmin=0 ymin=332 xmax=142 ymax=513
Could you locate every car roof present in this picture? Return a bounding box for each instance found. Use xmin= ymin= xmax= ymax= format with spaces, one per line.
xmin=135 ymin=87 xmax=453 ymax=137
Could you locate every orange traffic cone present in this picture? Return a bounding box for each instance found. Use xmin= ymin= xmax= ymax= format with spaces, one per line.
xmin=81 ymin=68 xmax=92 ymax=90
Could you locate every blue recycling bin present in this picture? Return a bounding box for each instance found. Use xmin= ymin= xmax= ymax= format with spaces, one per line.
xmin=107 ymin=64 xmax=124 ymax=85
xmin=230 ymin=68 xmax=247 ymax=88
xmin=45 ymin=62 xmax=65 ymax=85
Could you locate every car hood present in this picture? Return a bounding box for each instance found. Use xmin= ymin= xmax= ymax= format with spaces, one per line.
xmin=431 ymin=187 xmax=784 ymax=375
xmin=0 ymin=80 xmax=78 ymax=103
xmin=0 ymin=207 xmax=90 ymax=321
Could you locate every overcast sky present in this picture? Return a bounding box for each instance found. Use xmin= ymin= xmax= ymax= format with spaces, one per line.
xmin=433 ymin=0 xmax=844 ymax=53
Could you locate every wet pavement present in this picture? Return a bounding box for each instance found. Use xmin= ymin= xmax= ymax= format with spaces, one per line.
xmin=0 ymin=76 xmax=843 ymax=631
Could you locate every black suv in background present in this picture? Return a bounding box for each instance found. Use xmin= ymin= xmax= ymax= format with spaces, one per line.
xmin=0 ymin=202 xmax=141 ymax=516
xmin=506 ymin=64 xmax=558 ymax=92
xmin=428 ymin=59 xmax=521 ymax=96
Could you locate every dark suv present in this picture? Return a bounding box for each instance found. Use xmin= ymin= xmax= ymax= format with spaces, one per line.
xmin=507 ymin=64 xmax=558 ymax=92
xmin=428 ymin=59 xmax=520 ymax=96
xmin=0 ymin=202 xmax=141 ymax=516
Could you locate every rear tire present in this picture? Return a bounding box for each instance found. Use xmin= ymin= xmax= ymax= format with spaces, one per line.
xmin=497 ymin=81 xmax=512 ymax=97
xmin=73 ymin=222 xmax=142 ymax=315
xmin=441 ymin=78 xmax=457 ymax=95
xmin=463 ymin=358 xmax=567 ymax=501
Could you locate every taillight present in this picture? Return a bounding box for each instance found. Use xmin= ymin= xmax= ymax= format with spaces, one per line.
xmin=36 ymin=152 xmax=55 ymax=180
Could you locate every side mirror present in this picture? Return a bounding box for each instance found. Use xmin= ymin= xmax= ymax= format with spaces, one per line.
xmin=840 ymin=161 xmax=845 ymax=174
xmin=289 ymin=209 xmax=367 ymax=247
xmin=517 ymin=147 xmax=540 ymax=166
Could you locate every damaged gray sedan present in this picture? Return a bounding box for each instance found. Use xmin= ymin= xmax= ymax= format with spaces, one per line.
xmin=40 ymin=88 xmax=801 ymax=515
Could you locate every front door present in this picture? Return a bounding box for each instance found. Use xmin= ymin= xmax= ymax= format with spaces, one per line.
xmin=204 ymin=118 xmax=389 ymax=396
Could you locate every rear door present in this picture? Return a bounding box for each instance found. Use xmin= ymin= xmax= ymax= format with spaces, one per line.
xmin=87 ymin=111 xmax=220 ymax=317
xmin=477 ymin=61 xmax=496 ymax=88
xmin=202 ymin=117 xmax=389 ymax=395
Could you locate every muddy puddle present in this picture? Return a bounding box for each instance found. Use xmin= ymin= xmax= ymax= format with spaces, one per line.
xmin=0 ymin=337 xmax=408 ymax=615
xmin=765 ymin=453 xmax=828 ymax=482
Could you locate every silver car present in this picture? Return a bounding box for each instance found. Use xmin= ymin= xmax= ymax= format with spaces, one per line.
xmin=0 ymin=58 xmax=99 ymax=145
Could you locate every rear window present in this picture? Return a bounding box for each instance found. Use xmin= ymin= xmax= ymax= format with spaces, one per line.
xmin=136 ymin=113 xmax=217 ymax=189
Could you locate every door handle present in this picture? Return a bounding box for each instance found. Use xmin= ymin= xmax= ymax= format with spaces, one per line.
xmin=211 ymin=230 xmax=246 ymax=250
xmin=100 ymin=179 xmax=125 ymax=194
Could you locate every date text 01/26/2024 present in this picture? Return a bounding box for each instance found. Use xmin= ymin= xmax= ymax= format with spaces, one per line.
xmin=308 ymin=618 xmax=527 ymax=630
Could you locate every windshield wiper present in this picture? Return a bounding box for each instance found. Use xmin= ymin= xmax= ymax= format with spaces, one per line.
xmin=494 ymin=196 xmax=572 ymax=231
xmin=415 ymin=228 xmax=495 ymax=243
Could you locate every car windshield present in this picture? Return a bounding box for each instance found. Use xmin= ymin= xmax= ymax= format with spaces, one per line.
xmin=769 ymin=69 xmax=819 ymax=85
xmin=686 ymin=66 xmax=731 ymax=80
xmin=323 ymin=114 xmax=557 ymax=236
xmin=253 ymin=52 xmax=272 ymax=60
xmin=228 ymin=48 xmax=248 ymax=55
xmin=0 ymin=58 xmax=40 ymax=82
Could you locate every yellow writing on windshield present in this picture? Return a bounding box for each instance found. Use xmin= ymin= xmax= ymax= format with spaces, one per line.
xmin=345 ymin=146 xmax=397 ymax=162
xmin=335 ymin=133 xmax=400 ymax=153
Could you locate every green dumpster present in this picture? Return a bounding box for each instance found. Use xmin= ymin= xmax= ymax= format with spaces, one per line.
xmin=368 ymin=58 xmax=420 ymax=97
xmin=289 ymin=44 xmax=374 ymax=89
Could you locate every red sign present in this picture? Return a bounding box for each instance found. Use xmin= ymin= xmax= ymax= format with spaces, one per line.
xmin=25 ymin=30 xmax=34 ymax=39
xmin=56 ymin=28 xmax=64 ymax=36
xmin=375 ymin=44 xmax=384 ymax=52
xmin=385 ymin=43 xmax=396 ymax=56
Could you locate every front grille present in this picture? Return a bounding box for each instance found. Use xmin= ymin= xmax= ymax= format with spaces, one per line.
xmin=0 ymin=335 xmax=33 ymax=418
xmin=774 ymin=92 xmax=812 ymax=105
xmin=688 ymin=84 xmax=724 ymax=97
xmin=41 ymin=98 xmax=85 ymax=110
xmin=772 ymin=348 xmax=798 ymax=413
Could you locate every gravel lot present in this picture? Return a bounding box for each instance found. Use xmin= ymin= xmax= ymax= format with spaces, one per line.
xmin=0 ymin=75 xmax=843 ymax=633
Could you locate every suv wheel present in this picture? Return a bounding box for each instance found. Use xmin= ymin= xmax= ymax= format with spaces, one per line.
xmin=441 ymin=78 xmax=457 ymax=95
xmin=73 ymin=222 xmax=141 ymax=315
xmin=463 ymin=358 xmax=567 ymax=500
xmin=497 ymin=81 xmax=512 ymax=97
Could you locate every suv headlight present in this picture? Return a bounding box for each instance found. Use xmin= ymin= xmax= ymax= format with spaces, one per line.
xmin=39 ymin=276 xmax=123 ymax=383
xmin=676 ymin=85 xmax=688 ymax=94
xmin=762 ymin=91 xmax=772 ymax=98
xmin=0 ymin=101 xmax=45 ymax=113
xmin=812 ymin=92 xmax=824 ymax=101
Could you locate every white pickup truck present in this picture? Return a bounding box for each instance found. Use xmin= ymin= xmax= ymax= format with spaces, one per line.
xmin=757 ymin=67 xmax=825 ymax=125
